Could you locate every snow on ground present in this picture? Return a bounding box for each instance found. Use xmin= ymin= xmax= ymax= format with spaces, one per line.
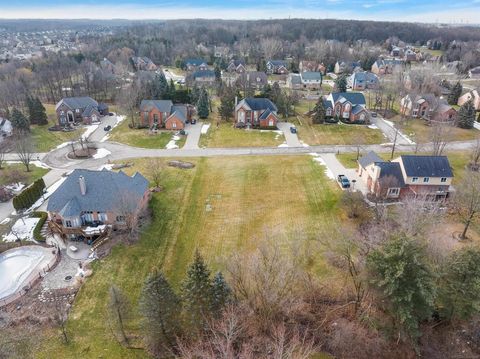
xmin=4 ymin=183 xmax=25 ymax=194
xmin=368 ymin=124 xmax=379 ymax=129
xmin=201 ymin=123 xmax=211 ymax=134
xmin=309 ymin=153 xmax=336 ymax=180
xmin=383 ymin=119 xmax=395 ymax=127
xmin=278 ymin=143 xmax=289 ymax=148
xmin=0 ymin=218 xmax=11 ymax=225
xmin=381 ymin=119 xmax=415 ymax=145
xmin=55 ymin=142 xmax=71 ymax=149
xmin=300 ymin=141 xmax=309 ymax=147
xmin=81 ymin=124 xmax=99 ymax=140
xmin=98 ymin=163 xmax=114 ymax=170
xmin=23 ymin=177 xmax=67 ymax=214
xmin=30 ymin=160 xmax=51 ymax=169
xmin=100 ymin=134 xmax=110 ymax=142
xmin=100 ymin=115 xmax=125 ymax=142
xmin=93 ymin=148 xmax=111 ymax=159
xmin=474 ymin=122 xmax=480 ymax=131
xmin=2 ymin=217 xmax=40 ymax=242
xmin=165 ymin=134 xmax=181 ymax=149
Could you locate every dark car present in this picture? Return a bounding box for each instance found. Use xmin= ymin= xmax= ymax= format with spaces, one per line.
xmin=370 ymin=112 xmax=377 ymax=118
xmin=191 ymin=119 xmax=197 ymax=125
xmin=290 ymin=126 xmax=297 ymax=134
xmin=104 ymin=125 xmax=112 ymax=131
xmin=337 ymin=174 xmax=351 ymax=189
xmin=108 ymin=112 xmax=115 ymax=116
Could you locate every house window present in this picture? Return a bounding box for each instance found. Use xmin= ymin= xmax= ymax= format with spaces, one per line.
xmin=65 ymin=220 xmax=72 ymax=228
xmin=116 ymin=215 xmax=125 ymax=223
xmin=75 ymin=109 xmax=80 ymax=113
xmin=387 ymin=188 xmax=400 ymax=196
xmin=326 ymin=108 xmax=332 ymax=116
xmin=98 ymin=213 xmax=108 ymax=222
xmin=423 ymin=177 xmax=430 ymax=183
xmin=153 ymin=114 xmax=159 ymax=124
xmin=412 ymin=177 xmax=419 ymax=183
xmin=441 ymin=177 xmax=447 ymax=183
xmin=172 ymin=122 xmax=177 ymax=128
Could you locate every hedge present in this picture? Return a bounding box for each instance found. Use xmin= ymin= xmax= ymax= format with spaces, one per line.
xmin=32 ymin=211 xmax=48 ymax=242
xmin=12 ymin=178 xmax=46 ymax=212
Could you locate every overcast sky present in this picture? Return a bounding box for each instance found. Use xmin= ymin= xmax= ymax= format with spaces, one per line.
xmin=1 ymin=0 xmax=479 ymax=24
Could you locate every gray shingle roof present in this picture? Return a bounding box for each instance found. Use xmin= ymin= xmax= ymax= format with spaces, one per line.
xmin=170 ymin=105 xmax=188 ymax=124
xmin=358 ymin=151 xmax=383 ymax=168
xmin=140 ymin=100 xmax=174 ymax=113
xmin=301 ymin=72 xmax=322 ymax=81
xmin=259 ymin=108 xmax=278 ymax=120
xmin=331 ymin=92 xmax=366 ymax=105
xmin=400 ymin=155 xmax=453 ymax=178
xmin=192 ymin=70 xmax=215 ymax=79
xmin=268 ymin=60 xmax=287 ymax=67
xmin=242 ymin=98 xmax=277 ymax=112
xmin=378 ymin=162 xmax=406 ymax=187
xmin=47 ymin=169 xmax=149 ymax=216
xmin=185 ymin=59 xmax=206 ymax=67
xmin=55 ymin=97 xmax=98 ymax=111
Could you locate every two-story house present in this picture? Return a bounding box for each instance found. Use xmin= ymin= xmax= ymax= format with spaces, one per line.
xmin=371 ymin=58 xmax=404 ymax=75
xmin=47 ymin=169 xmax=150 ymax=240
xmin=299 ymin=60 xmax=326 ymax=74
xmin=458 ymin=89 xmax=480 ymax=111
xmin=347 ymin=71 xmax=379 ymax=90
xmin=334 ymin=60 xmax=361 ymax=74
xmin=400 ymin=94 xmax=457 ymax=122
xmin=139 ymin=100 xmax=194 ymax=130
xmin=324 ymin=92 xmax=370 ymax=124
xmin=190 ymin=70 xmax=216 ymax=85
xmin=234 ymin=97 xmax=279 ymax=128
xmin=287 ymin=72 xmax=322 ymax=90
xmin=236 ymin=71 xmax=268 ymax=90
xmin=226 ymin=59 xmax=246 ymax=74
xmin=266 ymin=60 xmax=288 ymax=75
xmin=131 ymin=56 xmax=157 ymax=71
xmin=55 ymin=97 xmax=108 ymax=126
xmin=358 ymin=152 xmax=453 ymax=201
xmin=184 ymin=59 xmax=209 ymax=72
xmin=0 ymin=117 xmax=12 ymax=138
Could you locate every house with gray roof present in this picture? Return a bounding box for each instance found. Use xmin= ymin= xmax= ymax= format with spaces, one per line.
xmin=55 ymin=96 xmax=108 ymax=127
xmin=266 ymin=60 xmax=288 ymax=75
xmin=236 ymin=71 xmax=268 ymax=90
xmin=184 ymin=59 xmax=208 ymax=71
xmin=139 ymin=100 xmax=194 ymax=130
xmin=189 ymin=70 xmax=216 ymax=85
xmin=288 ymin=71 xmax=322 ymax=90
xmin=47 ymin=169 xmax=150 ymax=239
xmin=358 ymin=152 xmax=453 ymax=200
xmin=0 ymin=118 xmax=12 ymax=138
xmin=371 ymin=58 xmax=404 ymax=75
xmin=234 ymin=97 xmax=279 ymax=128
xmin=348 ymin=71 xmax=379 ymax=90
xmin=325 ymin=92 xmax=369 ymax=124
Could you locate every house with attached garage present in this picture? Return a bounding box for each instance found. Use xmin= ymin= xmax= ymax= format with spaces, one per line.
xmin=236 ymin=71 xmax=268 ymax=90
xmin=371 ymin=58 xmax=404 ymax=75
xmin=139 ymin=99 xmax=194 ymax=130
xmin=347 ymin=71 xmax=379 ymax=90
xmin=334 ymin=60 xmax=362 ymax=74
xmin=55 ymin=97 xmax=108 ymax=126
xmin=184 ymin=58 xmax=208 ymax=71
xmin=400 ymin=94 xmax=457 ymax=123
xmin=287 ymin=72 xmax=322 ymax=90
xmin=227 ymin=59 xmax=246 ymax=73
xmin=189 ymin=70 xmax=216 ymax=85
xmin=47 ymin=169 xmax=150 ymax=240
xmin=131 ymin=56 xmax=157 ymax=71
xmin=358 ymin=152 xmax=453 ymax=201
xmin=324 ymin=92 xmax=370 ymax=124
xmin=266 ymin=60 xmax=289 ymax=75
xmin=234 ymin=97 xmax=279 ymax=129
xmin=299 ymin=60 xmax=326 ymax=74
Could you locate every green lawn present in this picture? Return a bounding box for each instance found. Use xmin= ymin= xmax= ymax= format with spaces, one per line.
xmin=39 ymin=155 xmax=347 ymax=358
xmin=199 ymin=122 xmax=285 ymax=147
xmin=31 ymin=104 xmax=81 ymax=152
xmin=108 ymin=119 xmax=186 ymax=149
xmin=391 ymin=116 xmax=479 ymax=143
xmin=0 ymin=163 xmax=49 ymax=186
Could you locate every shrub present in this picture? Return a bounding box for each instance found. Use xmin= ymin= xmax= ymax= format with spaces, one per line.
xmin=32 ymin=211 xmax=48 ymax=242
xmin=12 ymin=178 xmax=46 ymax=212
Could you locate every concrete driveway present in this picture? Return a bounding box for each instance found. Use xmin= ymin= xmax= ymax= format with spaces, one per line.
xmin=371 ymin=117 xmax=413 ymax=146
xmin=277 ymin=122 xmax=303 ymax=147
xmin=183 ymin=121 xmax=203 ymax=150
xmin=88 ymin=115 xmax=120 ymax=142
xmin=320 ymin=153 xmax=368 ymax=194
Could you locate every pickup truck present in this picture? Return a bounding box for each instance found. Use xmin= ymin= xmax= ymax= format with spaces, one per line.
xmin=337 ymin=174 xmax=351 ymax=189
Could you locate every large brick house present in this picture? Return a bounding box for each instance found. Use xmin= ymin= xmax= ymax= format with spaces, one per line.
xmin=458 ymin=89 xmax=480 ymax=111
xmin=236 ymin=71 xmax=268 ymax=90
xmin=299 ymin=60 xmax=326 ymax=74
xmin=55 ymin=97 xmax=108 ymax=126
xmin=266 ymin=60 xmax=288 ymax=75
xmin=47 ymin=169 xmax=150 ymax=240
xmin=227 ymin=59 xmax=246 ymax=74
xmin=324 ymin=92 xmax=370 ymax=124
xmin=131 ymin=56 xmax=157 ymax=71
xmin=358 ymin=152 xmax=453 ymax=201
xmin=139 ymin=100 xmax=194 ymax=130
xmin=184 ymin=59 xmax=208 ymax=71
xmin=400 ymin=94 xmax=457 ymax=122
xmin=234 ymin=97 xmax=279 ymax=128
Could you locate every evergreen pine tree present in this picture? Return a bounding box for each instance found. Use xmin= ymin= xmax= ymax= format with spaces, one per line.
xmin=11 ymin=108 xmax=30 ymax=132
xmin=458 ymin=99 xmax=476 ymax=129
xmin=139 ymin=271 xmax=182 ymax=354
xmin=190 ymin=85 xmax=200 ymax=104
xmin=219 ymin=85 xmax=235 ymax=121
xmin=211 ymin=272 xmax=232 ymax=314
xmin=181 ymin=250 xmax=213 ymax=329
xmin=214 ymin=66 xmax=222 ymax=83
xmin=448 ymin=81 xmax=462 ymax=105
xmin=26 ymin=96 xmax=36 ymax=124
xmin=260 ymin=84 xmax=273 ymax=99
xmin=158 ymin=72 xmax=169 ymax=97
xmin=34 ymin=98 xmax=48 ymax=125
xmin=335 ymin=75 xmax=347 ymax=93
xmin=312 ymin=97 xmax=326 ymax=124
xmin=197 ymin=88 xmax=210 ymax=119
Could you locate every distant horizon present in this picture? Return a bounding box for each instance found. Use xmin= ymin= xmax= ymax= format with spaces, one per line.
xmin=0 ymin=1 xmax=479 ymax=24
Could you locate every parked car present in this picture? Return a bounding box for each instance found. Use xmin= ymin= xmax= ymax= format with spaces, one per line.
xmin=108 ymin=112 xmax=115 ymax=116
xmin=370 ymin=112 xmax=377 ymax=118
xmin=104 ymin=125 xmax=112 ymax=131
xmin=191 ymin=119 xmax=197 ymax=125
xmin=290 ymin=126 xmax=297 ymax=134
xmin=337 ymin=174 xmax=351 ymax=189
xmin=180 ymin=129 xmax=187 ymax=135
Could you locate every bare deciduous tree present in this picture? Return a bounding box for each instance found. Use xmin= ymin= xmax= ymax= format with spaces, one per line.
xmin=469 ymin=138 xmax=480 ymax=171
xmin=15 ymin=134 xmax=35 ymax=172
xmin=430 ymin=122 xmax=450 ymax=156
xmin=147 ymin=158 xmax=164 ymax=188
xmin=454 ymin=171 xmax=480 ymax=240
xmin=107 ymin=285 xmax=132 ymax=346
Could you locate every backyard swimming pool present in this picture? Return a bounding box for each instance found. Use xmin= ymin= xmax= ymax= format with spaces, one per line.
xmin=0 ymin=245 xmax=56 ymax=304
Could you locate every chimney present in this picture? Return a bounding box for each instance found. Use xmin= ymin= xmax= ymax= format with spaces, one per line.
xmin=79 ymin=176 xmax=86 ymax=196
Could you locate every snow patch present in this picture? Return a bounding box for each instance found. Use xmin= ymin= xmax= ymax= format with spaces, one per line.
xmin=300 ymin=141 xmax=310 ymax=148
xmin=98 ymin=163 xmax=114 ymax=170
xmin=201 ymin=124 xmax=211 ymax=134
xmin=93 ymin=148 xmax=111 ymax=159
xmin=165 ymin=133 xmax=180 ymax=149
xmin=23 ymin=177 xmax=67 ymax=214
xmin=30 ymin=160 xmax=50 ymax=169
xmin=81 ymin=124 xmax=99 ymax=140
xmin=4 ymin=183 xmax=25 ymax=194
xmin=100 ymin=134 xmax=110 ymax=142
xmin=310 ymin=153 xmax=336 ymax=180
xmin=55 ymin=142 xmax=70 ymax=149
xmin=0 ymin=218 xmax=11 ymax=225
xmin=2 ymin=217 xmax=40 ymax=242
xmin=278 ymin=143 xmax=289 ymax=148
xmin=368 ymin=124 xmax=379 ymax=129
xmin=99 ymin=115 xmax=125 ymax=142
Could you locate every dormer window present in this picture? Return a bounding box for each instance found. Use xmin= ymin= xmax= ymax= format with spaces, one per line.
xmin=441 ymin=177 xmax=447 ymax=183
xmin=423 ymin=177 xmax=430 ymax=183
xmin=412 ymin=177 xmax=419 ymax=183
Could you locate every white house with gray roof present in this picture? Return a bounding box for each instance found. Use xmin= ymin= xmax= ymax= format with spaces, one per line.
xmin=287 ymin=72 xmax=322 ymax=90
xmin=47 ymin=169 xmax=150 ymax=239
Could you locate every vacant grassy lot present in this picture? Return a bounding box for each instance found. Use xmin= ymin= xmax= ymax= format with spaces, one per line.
xmin=109 ymin=119 xmax=186 ymax=148
xmin=0 ymin=163 xmax=49 ymax=186
xmin=199 ymin=122 xmax=285 ymax=147
xmin=39 ymin=155 xmax=345 ymax=358
xmin=391 ymin=116 xmax=479 ymax=143
xmin=31 ymin=104 xmax=81 ymax=152
xmin=336 ymin=150 xmax=470 ymax=181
